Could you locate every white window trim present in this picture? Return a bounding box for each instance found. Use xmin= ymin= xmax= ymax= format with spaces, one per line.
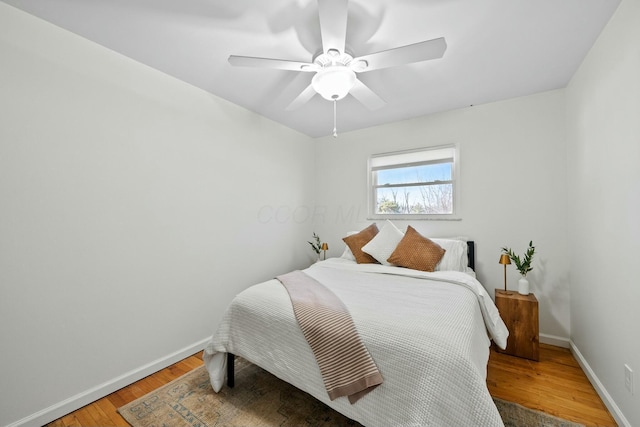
xmin=367 ymin=145 xmax=461 ymax=221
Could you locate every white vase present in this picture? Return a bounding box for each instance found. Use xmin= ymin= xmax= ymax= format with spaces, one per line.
xmin=518 ymin=277 xmax=530 ymax=295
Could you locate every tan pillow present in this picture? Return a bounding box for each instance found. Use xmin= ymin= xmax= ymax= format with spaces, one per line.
xmin=387 ymin=226 xmax=445 ymax=272
xmin=342 ymin=223 xmax=380 ymax=264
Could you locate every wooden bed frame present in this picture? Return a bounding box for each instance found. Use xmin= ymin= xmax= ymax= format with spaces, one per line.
xmin=226 ymin=240 xmax=475 ymax=388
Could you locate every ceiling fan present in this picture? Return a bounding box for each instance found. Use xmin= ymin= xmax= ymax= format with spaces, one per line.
xmin=228 ymin=0 xmax=447 ymax=135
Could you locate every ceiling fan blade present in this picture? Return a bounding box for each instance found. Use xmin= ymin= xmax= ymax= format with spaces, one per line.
xmin=229 ymin=55 xmax=317 ymax=72
xmin=285 ymin=84 xmax=317 ymax=110
xmin=317 ymin=0 xmax=348 ymax=54
xmin=354 ymin=37 xmax=447 ymax=72
xmin=350 ymin=79 xmax=385 ymax=110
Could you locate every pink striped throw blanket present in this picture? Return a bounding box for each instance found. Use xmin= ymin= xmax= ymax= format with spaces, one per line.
xmin=277 ymin=270 xmax=383 ymax=403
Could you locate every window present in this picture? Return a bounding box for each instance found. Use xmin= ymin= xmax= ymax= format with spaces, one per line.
xmin=369 ymin=146 xmax=457 ymax=218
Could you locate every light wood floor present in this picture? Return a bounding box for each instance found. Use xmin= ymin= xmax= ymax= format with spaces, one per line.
xmin=47 ymin=344 xmax=615 ymax=427
xmin=488 ymin=343 xmax=616 ymax=426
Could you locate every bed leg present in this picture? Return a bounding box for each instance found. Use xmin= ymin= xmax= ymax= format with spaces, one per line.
xmin=227 ymin=353 xmax=235 ymax=388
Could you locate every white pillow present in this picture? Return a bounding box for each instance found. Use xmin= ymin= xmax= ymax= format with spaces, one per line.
xmin=431 ymin=238 xmax=469 ymax=272
xmin=361 ymin=220 xmax=404 ymax=266
xmin=343 ymin=229 xmax=471 ymax=271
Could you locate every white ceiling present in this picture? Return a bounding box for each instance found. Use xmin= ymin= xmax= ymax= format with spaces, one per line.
xmin=3 ymin=0 xmax=620 ymax=138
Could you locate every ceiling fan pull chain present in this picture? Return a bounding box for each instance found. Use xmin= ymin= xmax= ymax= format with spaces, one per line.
xmin=333 ymin=99 xmax=338 ymax=138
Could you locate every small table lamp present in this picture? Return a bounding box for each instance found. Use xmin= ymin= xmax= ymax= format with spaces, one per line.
xmin=321 ymin=243 xmax=329 ymax=260
xmin=499 ymin=254 xmax=512 ymax=294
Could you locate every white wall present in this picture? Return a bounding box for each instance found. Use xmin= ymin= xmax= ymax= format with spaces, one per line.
xmin=313 ymin=90 xmax=569 ymax=340
xmin=0 ymin=5 xmax=314 ymax=427
xmin=565 ymin=0 xmax=640 ymax=425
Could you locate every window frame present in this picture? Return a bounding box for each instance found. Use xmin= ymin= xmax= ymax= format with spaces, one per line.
xmin=367 ymin=145 xmax=460 ymax=220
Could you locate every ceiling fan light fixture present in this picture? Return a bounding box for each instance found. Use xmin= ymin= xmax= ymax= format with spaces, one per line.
xmin=311 ymin=66 xmax=356 ymax=101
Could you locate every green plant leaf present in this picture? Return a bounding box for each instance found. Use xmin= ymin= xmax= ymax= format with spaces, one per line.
xmin=502 ymin=241 xmax=535 ymax=277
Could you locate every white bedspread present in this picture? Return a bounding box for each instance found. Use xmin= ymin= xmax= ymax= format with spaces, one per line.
xmin=204 ymin=258 xmax=508 ymax=427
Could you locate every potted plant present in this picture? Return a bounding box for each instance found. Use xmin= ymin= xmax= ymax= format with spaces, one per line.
xmin=308 ymin=232 xmax=322 ymax=262
xmin=501 ymin=241 xmax=535 ymax=295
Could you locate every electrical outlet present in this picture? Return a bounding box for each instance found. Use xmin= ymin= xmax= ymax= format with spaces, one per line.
xmin=624 ymin=364 xmax=634 ymax=394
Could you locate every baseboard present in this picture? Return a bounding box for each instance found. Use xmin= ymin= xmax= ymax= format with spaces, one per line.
xmin=570 ymin=341 xmax=631 ymax=427
xmin=6 ymin=337 xmax=210 ymax=427
xmin=539 ymin=333 xmax=570 ymax=348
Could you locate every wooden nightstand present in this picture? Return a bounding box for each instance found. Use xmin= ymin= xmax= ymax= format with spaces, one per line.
xmin=494 ymin=289 xmax=539 ymax=361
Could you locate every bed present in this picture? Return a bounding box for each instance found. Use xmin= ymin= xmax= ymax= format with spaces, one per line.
xmin=203 ymin=230 xmax=508 ymax=427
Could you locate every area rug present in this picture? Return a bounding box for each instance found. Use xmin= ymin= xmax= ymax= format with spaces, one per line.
xmin=118 ymin=358 xmax=585 ymax=427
